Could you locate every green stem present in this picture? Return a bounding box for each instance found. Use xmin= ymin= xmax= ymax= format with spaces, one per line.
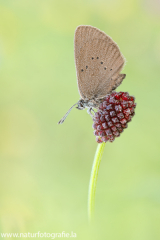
xmin=88 ymin=142 xmax=106 ymax=222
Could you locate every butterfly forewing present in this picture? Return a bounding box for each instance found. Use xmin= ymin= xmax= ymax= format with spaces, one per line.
xmin=74 ymin=25 xmax=125 ymax=100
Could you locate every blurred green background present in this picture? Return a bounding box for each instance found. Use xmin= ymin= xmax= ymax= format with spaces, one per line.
xmin=0 ymin=0 xmax=160 ymax=239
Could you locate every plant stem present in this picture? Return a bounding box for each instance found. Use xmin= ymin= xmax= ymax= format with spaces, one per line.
xmin=88 ymin=142 xmax=106 ymax=222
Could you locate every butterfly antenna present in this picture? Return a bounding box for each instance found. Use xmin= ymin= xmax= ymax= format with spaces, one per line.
xmin=58 ymin=102 xmax=78 ymax=124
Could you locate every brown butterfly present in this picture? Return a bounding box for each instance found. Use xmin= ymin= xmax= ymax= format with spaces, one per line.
xmin=58 ymin=25 xmax=126 ymax=124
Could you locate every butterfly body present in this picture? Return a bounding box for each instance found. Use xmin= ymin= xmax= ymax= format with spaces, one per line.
xmin=76 ymin=98 xmax=103 ymax=110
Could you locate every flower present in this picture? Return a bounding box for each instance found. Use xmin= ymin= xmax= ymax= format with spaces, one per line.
xmin=93 ymin=92 xmax=136 ymax=143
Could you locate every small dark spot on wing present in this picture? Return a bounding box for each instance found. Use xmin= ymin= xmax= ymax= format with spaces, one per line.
xmin=86 ymin=66 xmax=88 ymax=69
xmin=81 ymin=69 xmax=84 ymax=72
xmin=92 ymin=57 xmax=94 ymax=60
xmin=101 ymin=62 xmax=103 ymax=64
xmin=110 ymin=69 xmax=112 ymax=71
xmin=104 ymin=67 xmax=106 ymax=70
xmin=97 ymin=57 xmax=99 ymax=59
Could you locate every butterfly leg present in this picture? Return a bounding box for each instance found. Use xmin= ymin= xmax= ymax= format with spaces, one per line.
xmin=87 ymin=108 xmax=95 ymax=119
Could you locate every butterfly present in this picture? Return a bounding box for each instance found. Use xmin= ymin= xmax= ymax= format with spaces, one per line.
xmin=58 ymin=25 xmax=125 ymax=124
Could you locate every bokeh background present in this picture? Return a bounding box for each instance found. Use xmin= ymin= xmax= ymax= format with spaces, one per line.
xmin=0 ymin=0 xmax=160 ymax=239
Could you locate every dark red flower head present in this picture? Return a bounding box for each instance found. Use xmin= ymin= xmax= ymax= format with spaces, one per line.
xmin=93 ymin=92 xmax=136 ymax=143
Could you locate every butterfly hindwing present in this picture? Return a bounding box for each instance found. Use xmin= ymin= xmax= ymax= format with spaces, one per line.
xmin=74 ymin=25 xmax=125 ymax=99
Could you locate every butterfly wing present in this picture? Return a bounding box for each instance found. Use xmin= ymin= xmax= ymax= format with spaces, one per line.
xmin=74 ymin=25 xmax=126 ymax=100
